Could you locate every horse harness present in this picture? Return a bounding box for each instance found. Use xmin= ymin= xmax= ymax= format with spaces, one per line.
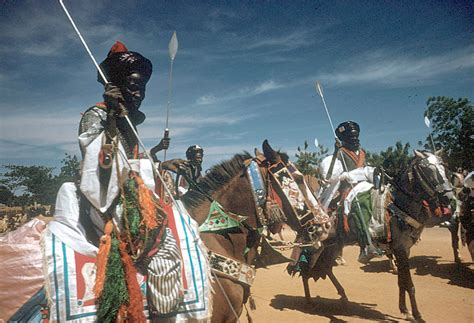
xmin=386 ymin=155 xmax=451 ymax=234
xmin=192 ymin=157 xmax=328 ymax=287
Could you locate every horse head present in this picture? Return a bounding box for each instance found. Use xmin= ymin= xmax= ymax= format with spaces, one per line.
xmin=412 ymin=150 xmax=454 ymax=214
xmin=259 ymin=140 xmax=332 ymax=244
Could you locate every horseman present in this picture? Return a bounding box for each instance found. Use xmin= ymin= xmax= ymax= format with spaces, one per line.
xmin=319 ymin=121 xmax=380 ymax=264
xmin=75 ymin=41 xmax=182 ymax=321
xmin=173 ymin=145 xmax=204 ymax=196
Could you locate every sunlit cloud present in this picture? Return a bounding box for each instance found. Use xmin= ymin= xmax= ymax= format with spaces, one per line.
xmin=316 ymin=45 xmax=474 ymax=87
xmin=195 ymin=79 xmax=286 ymax=105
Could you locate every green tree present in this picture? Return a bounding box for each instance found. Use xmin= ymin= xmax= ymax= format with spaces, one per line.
xmin=0 ymin=165 xmax=57 ymax=205
xmin=0 ymin=185 xmax=14 ymax=206
xmin=367 ymin=141 xmax=412 ymax=178
xmin=57 ymin=153 xmax=80 ymax=183
xmin=424 ymin=96 xmax=473 ymax=170
xmin=0 ymin=153 xmax=80 ymax=206
xmin=295 ymin=140 xmax=329 ymax=178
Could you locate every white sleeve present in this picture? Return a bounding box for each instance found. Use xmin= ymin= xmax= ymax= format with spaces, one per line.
xmin=320 ymin=155 xmax=343 ymax=179
xmin=79 ymin=132 xmax=130 ymax=213
xmin=345 ymin=166 xmax=375 ymax=184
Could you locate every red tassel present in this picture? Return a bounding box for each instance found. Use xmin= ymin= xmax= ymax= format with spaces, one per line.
xmin=118 ymin=241 xmax=146 ymax=322
xmin=94 ymin=220 xmax=113 ymax=298
xmin=343 ymin=214 xmax=350 ymax=233
xmin=135 ymin=176 xmax=159 ymax=229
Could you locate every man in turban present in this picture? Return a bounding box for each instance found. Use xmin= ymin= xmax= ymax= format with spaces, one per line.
xmin=319 ymin=121 xmax=380 ymax=264
xmin=76 ymin=41 xmax=181 ymax=321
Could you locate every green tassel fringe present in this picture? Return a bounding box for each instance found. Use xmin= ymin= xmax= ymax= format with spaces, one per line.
xmin=96 ymin=234 xmax=129 ymax=323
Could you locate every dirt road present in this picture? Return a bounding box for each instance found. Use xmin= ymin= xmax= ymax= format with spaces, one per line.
xmin=248 ymin=227 xmax=473 ymax=322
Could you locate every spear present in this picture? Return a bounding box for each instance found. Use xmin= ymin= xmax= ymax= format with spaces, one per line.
xmin=163 ymin=31 xmax=178 ymax=161
xmin=315 ymin=81 xmax=341 ymax=180
xmin=424 ymin=116 xmax=436 ymax=152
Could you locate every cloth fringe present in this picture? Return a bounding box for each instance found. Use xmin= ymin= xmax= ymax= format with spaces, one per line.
xmin=94 ymin=220 xmax=113 ymax=298
xmin=118 ymin=241 xmax=145 ymax=322
xmin=135 ymin=175 xmax=159 ymax=230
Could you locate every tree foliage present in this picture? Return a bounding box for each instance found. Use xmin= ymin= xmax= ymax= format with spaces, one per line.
xmin=424 ymin=96 xmax=473 ymax=170
xmin=366 ymin=141 xmax=412 ymax=178
xmin=0 ymin=153 xmax=80 ymax=206
xmin=295 ymin=140 xmax=329 ymax=178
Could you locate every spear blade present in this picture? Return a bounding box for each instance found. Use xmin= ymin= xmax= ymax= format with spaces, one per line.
xmin=424 ymin=116 xmax=431 ymax=128
xmin=315 ymin=81 xmax=324 ymax=99
xmin=169 ymin=31 xmax=178 ymax=61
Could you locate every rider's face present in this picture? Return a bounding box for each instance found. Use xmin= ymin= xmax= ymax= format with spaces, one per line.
xmin=122 ymin=72 xmax=146 ymax=110
xmin=193 ymin=151 xmax=203 ymax=165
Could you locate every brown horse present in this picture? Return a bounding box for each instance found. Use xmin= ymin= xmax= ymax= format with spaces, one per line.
xmin=180 ymin=140 xmax=330 ymax=322
xmin=295 ymin=150 xmax=453 ymax=322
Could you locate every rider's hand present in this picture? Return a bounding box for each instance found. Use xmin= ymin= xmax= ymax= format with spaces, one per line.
xmin=157 ymin=137 xmax=170 ymax=151
xmin=104 ymin=83 xmax=128 ymax=118
xmin=177 ymin=161 xmax=190 ymax=175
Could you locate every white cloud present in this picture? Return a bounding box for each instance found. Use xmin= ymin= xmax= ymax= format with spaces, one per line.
xmin=317 ymin=45 xmax=474 ymax=87
xmin=195 ymin=79 xmax=286 ymax=105
xmin=252 ymin=80 xmax=284 ymax=94
xmin=196 ymin=95 xmax=217 ymax=105
xmin=245 ymin=30 xmax=314 ymax=51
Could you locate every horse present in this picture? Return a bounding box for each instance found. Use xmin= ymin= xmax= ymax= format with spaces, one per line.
xmin=294 ymin=150 xmax=453 ymax=322
xmin=178 ymin=139 xmax=331 ymax=322
xmin=383 ymin=169 xmax=464 ymax=271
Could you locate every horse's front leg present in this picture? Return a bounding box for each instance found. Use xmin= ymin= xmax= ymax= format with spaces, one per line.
xmin=450 ymin=217 xmax=461 ymax=264
xmin=302 ymin=275 xmax=312 ymax=303
xmin=327 ymin=268 xmax=348 ymax=304
xmin=394 ymin=248 xmax=423 ymax=322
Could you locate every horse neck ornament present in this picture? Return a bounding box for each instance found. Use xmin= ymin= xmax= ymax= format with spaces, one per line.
xmin=252 ymin=156 xmax=332 ymax=244
xmin=180 ymin=147 xmax=331 ymax=286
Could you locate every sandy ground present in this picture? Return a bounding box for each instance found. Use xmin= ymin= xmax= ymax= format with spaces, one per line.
xmin=247 ymin=227 xmax=473 ymax=322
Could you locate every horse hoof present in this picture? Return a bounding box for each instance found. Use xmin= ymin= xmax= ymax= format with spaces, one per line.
xmin=414 ymin=315 xmax=425 ymax=323
xmin=403 ymin=312 xmax=414 ymax=321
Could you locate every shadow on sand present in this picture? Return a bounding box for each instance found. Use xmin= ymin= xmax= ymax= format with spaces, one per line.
xmin=270 ymin=294 xmax=402 ymax=323
xmin=361 ymin=256 xmax=474 ymax=289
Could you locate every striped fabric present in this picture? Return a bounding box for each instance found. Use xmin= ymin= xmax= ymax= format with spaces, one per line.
xmin=147 ymin=227 xmax=182 ymax=316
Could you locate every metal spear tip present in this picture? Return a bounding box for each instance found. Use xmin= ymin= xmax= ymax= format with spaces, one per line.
xmin=314 ymin=137 xmax=319 ymax=149
xmin=315 ymin=81 xmax=324 ymax=98
xmin=424 ymin=116 xmax=431 ymax=128
xmin=169 ymin=31 xmax=178 ymax=61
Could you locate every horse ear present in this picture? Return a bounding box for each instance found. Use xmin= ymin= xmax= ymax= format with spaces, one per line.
xmin=413 ymin=149 xmax=425 ymax=158
xmin=263 ymin=139 xmax=279 ymax=163
xmin=254 ymin=148 xmax=264 ymax=158
xmin=435 ymin=148 xmax=444 ymax=157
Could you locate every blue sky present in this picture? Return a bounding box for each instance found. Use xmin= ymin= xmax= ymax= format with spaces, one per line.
xmin=0 ymin=1 xmax=473 ymax=171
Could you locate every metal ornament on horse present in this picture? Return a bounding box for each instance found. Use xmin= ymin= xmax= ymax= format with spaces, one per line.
xmin=58 ymin=0 xmax=186 ymax=220
xmin=314 ymin=81 xmax=373 ymax=245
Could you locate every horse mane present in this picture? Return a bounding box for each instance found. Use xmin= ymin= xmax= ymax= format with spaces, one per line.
xmin=181 ymin=152 xmax=252 ymax=208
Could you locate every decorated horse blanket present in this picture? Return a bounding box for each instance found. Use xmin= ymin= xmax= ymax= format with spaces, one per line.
xmin=41 ymin=182 xmax=212 ymax=322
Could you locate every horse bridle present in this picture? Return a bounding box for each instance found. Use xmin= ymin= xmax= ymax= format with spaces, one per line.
xmin=411 ymin=155 xmax=453 ymax=204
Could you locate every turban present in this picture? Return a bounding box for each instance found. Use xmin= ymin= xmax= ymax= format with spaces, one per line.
xmin=335 ymin=121 xmax=360 ymax=141
xmin=98 ymin=41 xmax=153 ymax=86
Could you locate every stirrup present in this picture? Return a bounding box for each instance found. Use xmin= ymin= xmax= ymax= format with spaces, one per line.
xmin=358 ymin=246 xmax=383 ymax=264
